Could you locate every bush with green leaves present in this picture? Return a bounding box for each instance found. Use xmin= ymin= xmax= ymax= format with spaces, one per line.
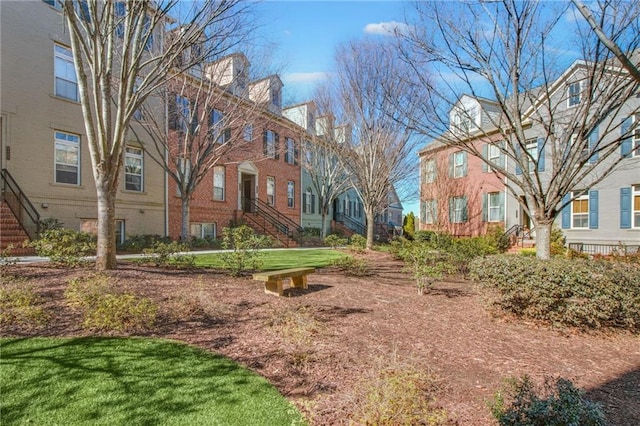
xmin=38 ymin=217 xmax=64 ymax=234
xmin=65 ymin=273 xmax=157 ymax=332
xmin=190 ymin=236 xmax=221 ymax=250
xmin=324 ymin=234 xmax=348 ymax=249
xmin=219 ymin=225 xmax=265 ymax=276
xmin=349 ymin=234 xmax=367 ymax=252
xmin=470 ymin=255 xmax=640 ymax=330
xmin=0 ymin=245 xmax=18 ymax=271
xmin=0 ymin=278 xmax=49 ymax=328
xmin=141 ymin=240 xmax=194 ymax=268
xmin=119 ymin=234 xmax=170 ymax=252
xmin=489 ymin=375 xmax=605 ymax=426
xmin=331 ymin=256 xmax=371 ymax=276
xmin=27 ymin=228 xmax=97 ymax=267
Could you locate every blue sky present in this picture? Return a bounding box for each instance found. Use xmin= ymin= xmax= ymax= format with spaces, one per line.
xmin=255 ymin=1 xmax=421 ymax=215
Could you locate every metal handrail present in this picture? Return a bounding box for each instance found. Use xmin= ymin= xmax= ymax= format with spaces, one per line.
xmin=241 ymin=197 xmax=302 ymax=245
xmin=334 ymin=212 xmax=366 ymax=236
xmin=248 ymin=197 xmax=303 ymax=234
xmin=1 ymin=168 xmax=40 ymax=240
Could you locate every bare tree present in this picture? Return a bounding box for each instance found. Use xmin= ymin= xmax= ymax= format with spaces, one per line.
xmin=399 ymin=0 xmax=639 ymax=259
xmin=62 ymin=0 xmax=253 ymax=269
xmin=571 ymin=0 xmax=640 ymax=83
xmin=299 ymin=113 xmax=352 ymax=238
xmin=322 ymin=39 xmax=423 ymax=250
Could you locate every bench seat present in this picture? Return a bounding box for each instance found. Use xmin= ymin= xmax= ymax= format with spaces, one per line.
xmin=252 ymin=267 xmax=315 ymax=296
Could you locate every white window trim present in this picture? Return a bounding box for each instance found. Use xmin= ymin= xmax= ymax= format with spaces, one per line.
xmin=243 ymin=124 xmax=253 ymax=142
xmin=54 ymin=44 xmax=78 ymax=101
xmin=265 ymin=130 xmax=276 ymax=158
xmin=213 ymin=166 xmax=225 ymax=201
xmin=190 ymin=223 xmax=216 ymax=239
xmin=54 ymin=131 xmax=80 ymax=185
xmin=633 ymin=184 xmax=640 ymax=229
xmin=488 ymin=144 xmax=501 ymax=170
xmin=424 ymin=159 xmax=436 ymax=183
xmin=525 ymin=139 xmax=538 ymax=174
xmin=266 ymin=176 xmax=275 ymax=206
xmin=287 ymin=181 xmax=295 ymax=208
xmin=571 ymin=191 xmax=589 ymax=229
xmin=453 ymin=151 xmax=465 ymax=178
xmin=488 ymin=192 xmax=502 ymax=222
xmin=633 ymin=115 xmax=640 ymax=157
xmin=285 ymin=138 xmax=295 ymax=164
xmin=124 ymin=146 xmax=144 ymax=192
xmin=424 ymin=199 xmax=436 ymax=224
xmin=567 ymin=81 xmax=582 ymax=108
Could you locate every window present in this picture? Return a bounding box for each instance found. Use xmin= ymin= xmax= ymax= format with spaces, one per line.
xmin=266 ymin=176 xmax=275 ymax=206
xmin=209 ymin=109 xmax=229 ymax=143
xmin=634 ymin=115 xmax=640 ymax=157
xmin=271 ymin=86 xmax=281 ymax=109
xmin=191 ymin=223 xmax=216 ymax=239
xmin=422 ymin=199 xmax=437 ymax=224
xmin=285 ymin=138 xmax=296 ymax=164
xmin=423 ymin=159 xmax=436 ymax=183
xmin=55 ymin=131 xmax=80 ymax=185
xmin=42 ymin=0 xmax=62 ymax=10
xmin=124 ymin=146 xmax=143 ymax=192
xmin=170 ymin=95 xmax=190 ymax=132
xmin=264 ymin=130 xmax=278 ymax=158
xmin=54 ymin=44 xmax=78 ymax=101
xmin=452 ymin=151 xmax=467 ymax=178
xmin=485 ymin=192 xmax=504 ymax=222
xmin=287 ymin=181 xmax=295 ymax=208
xmin=303 ymin=188 xmax=314 ymax=214
xmin=213 ymin=166 xmax=225 ymax=201
xmin=483 ymin=143 xmax=505 ymax=172
xmin=176 ymin=157 xmax=190 ymax=196
xmin=133 ymin=77 xmax=144 ymax=120
xmin=449 ymin=196 xmax=468 ymax=223
xmin=243 ymin=124 xmax=253 ymax=142
xmin=115 ymin=220 xmax=125 ymax=246
xmin=568 ymin=81 xmax=581 ymax=107
xmin=526 ymin=139 xmax=538 ymax=173
xmin=571 ymin=191 xmax=589 ymax=228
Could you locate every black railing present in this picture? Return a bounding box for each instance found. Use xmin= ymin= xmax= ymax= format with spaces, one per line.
xmin=568 ymin=242 xmax=640 ymax=256
xmin=1 ymin=168 xmax=40 ymax=240
xmin=241 ymin=197 xmax=303 ymax=246
xmin=335 ymin=212 xmax=366 ymax=236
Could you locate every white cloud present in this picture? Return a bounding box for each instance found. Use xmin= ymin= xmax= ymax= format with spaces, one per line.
xmin=283 ymin=72 xmax=330 ymax=84
xmin=363 ymin=21 xmax=411 ymax=36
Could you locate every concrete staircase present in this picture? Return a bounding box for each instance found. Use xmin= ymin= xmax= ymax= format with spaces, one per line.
xmin=506 ymin=238 xmax=536 ymax=254
xmin=241 ymin=211 xmax=299 ymax=248
xmin=1 ymin=202 xmax=35 ymax=255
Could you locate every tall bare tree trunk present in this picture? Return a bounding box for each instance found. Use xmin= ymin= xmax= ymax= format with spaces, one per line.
xmin=95 ymin=181 xmax=117 ymax=270
xmin=365 ymin=207 xmax=375 ymax=250
xmin=181 ymin=196 xmax=191 ymax=242
xmin=534 ymin=219 xmax=552 ymax=260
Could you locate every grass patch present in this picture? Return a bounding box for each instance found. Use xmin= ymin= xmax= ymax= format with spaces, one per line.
xmin=194 ymin=248 xmax=347 ymax=270
xmin=0 ymin=337 xmax=305 ymax=426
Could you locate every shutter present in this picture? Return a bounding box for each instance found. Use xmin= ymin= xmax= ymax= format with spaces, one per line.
xmin=223 ymin=129 xmax=231 ymax=143
xmin=498 ymin=141 xmax=506 ymax=169
xmin=294 ymin=142 xmax=299 ymax=166
xmin=620 ymin=187 xmax=632 ymax=229
xmin=482 ymin=144 xmax=488 ymax=173
xmin=588 ymin=126 xmax=599 ymax=164
xmin=537 ymin=137 xmax=545 ymax=172
xmin=498 ymin=192 xmax=505 ymax=221
xmin=462 ymin=151 xmax=468 ymax=176
xmin=189 ymin=103 xmax=198 ymax=135
xmin=561 ymin=194 xmax=571 ymax=229
xmin=275 ymin=133 xmax=280 ymax=160
xmin=589 ymin=190 xmax=598 ymax=229
xmin=462 ymin=196 xmax=468 ymax=222
xmin=621 ymin=117 xmax=632 ymax=158
xmin=311 ymin=194 xmax=316 ymax=214
xmin=449 ymin=153 xmax=454 ymax=177
xmin=263 ymin=131 xmax=267 ymax=155
xmin=482 ymin=193 xmax=488 ymax=222
xmin=302 ymin=193 xmax=307 ymax=213
xmin=432 ymin=200 xmax=437 ymax=223
xmin=448 ymin=198 xmax=454 ymax=223
xmin=514 ymin=144 xmax=522 ymax=175
xmin=168 ymin=95 xmax=177 ymax=130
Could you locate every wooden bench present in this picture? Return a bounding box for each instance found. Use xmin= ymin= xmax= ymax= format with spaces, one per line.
xmin=252 ymin=267 xmax=315 ymax=296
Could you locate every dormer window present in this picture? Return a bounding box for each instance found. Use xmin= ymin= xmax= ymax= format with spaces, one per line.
xmin=453 ymin=107 xmax=476 ymax=135
xmin=568 ymin=81 xmax=581 ymax=107
xmin=271 ymin=85 xmax=282 ymax=109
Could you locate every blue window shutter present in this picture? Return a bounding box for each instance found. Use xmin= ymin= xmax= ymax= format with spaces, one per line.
xmin=498 ymin=191 xmax=505 ymax=221
xmin=621 ymin=117 xmax=632 ymax=158
xmin=561 ymin=194 xmax=571 ymax=229
xmin=462 ymin=152 xmax=468 ymax=176
xmin=620 ymin=187 xmax=632 ymax=229
xmin=537 ymin=137 xmax=545 ymax=172
xmin=482 ymin=144 xmax=488 ymax=173
xmin=589 ymin=190 xmax=599 ymax=229
xmin=482 ymin=193 xmax=488 ymax=222
xmin=514 ymin=144 xmax=522 ymax=175
xmin=588 ymin=126 xmax=599 ymax=164
xmin=449 ymin=153 xmax=454 ymax=177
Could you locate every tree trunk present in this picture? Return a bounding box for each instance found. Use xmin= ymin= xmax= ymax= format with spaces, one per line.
xmin=365 ymin=208 xmax=375 ymax=250
xmin=534 ymin=219 xmax=553 ymax=260
xmin=95 ymin=183 xmax=117 ymax=270
xmin=181 ymin=196 xmax=191 ymax=242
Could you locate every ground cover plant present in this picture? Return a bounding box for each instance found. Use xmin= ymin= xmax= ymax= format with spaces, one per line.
xmin=1 ymin=250 xmax=638 ymax=425
xmin=0 ymin=337 xmax=304 ymax=426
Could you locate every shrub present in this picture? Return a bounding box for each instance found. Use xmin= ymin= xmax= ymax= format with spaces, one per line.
xmin=349 ymin=234 xmax=367 ymax=252
xmin=219 ymin=225 xmax=264 ymax=276
xmin=349 ymin=361 xmax=449 ymax=425
xmin=470 ymin=255 xmax=640 ymax=330
xmin=189 ymin=236 xmax=222 ymax=250
xmin=324 ymin=234 xmax=348 ymax=249
xmin=38 ymin=217 xmax=64 ymax=234
xmin=65 ymin=274 xmax=157 ymax=332
xmin=141 ymin=241 xmax=194 ymax=268
xmin=550 ymin=225 xmax=566 ymax=256
xmin=119 ymin=234 xmax=170 ymax=252
xmin=0 ymin=245 xmax=17 ymax=272
xmin=331 ymin=256 xmax=371 ymax=276
xmin=0 ymin=278 xmax=49 ymax=328
xmin=489 ymin=375 xmax=605 ymax=426
xmin=27 ymin=228 xmax=96 ymax=267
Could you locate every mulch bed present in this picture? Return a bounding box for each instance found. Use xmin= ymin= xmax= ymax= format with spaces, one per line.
xmin=2 ymin=250 xmax=639 ymax=425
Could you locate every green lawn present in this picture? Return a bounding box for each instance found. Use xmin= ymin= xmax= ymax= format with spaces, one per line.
xmin=194 ymin=248 xmax=348 ymax=270
xmin=1 ymin=337 xmax=305 ymax=426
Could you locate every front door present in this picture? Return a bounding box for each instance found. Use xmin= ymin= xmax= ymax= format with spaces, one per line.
xmin=520 ymin=196 xmax=531 ymax=230
xmin=242 ymin=175 xmax=254 ymax=213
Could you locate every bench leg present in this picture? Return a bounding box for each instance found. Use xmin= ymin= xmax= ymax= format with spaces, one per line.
xmin=264 ymin=279 xmax=284 ymax=296
xmin=290 ymin=275 xmax=308 ymax=290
